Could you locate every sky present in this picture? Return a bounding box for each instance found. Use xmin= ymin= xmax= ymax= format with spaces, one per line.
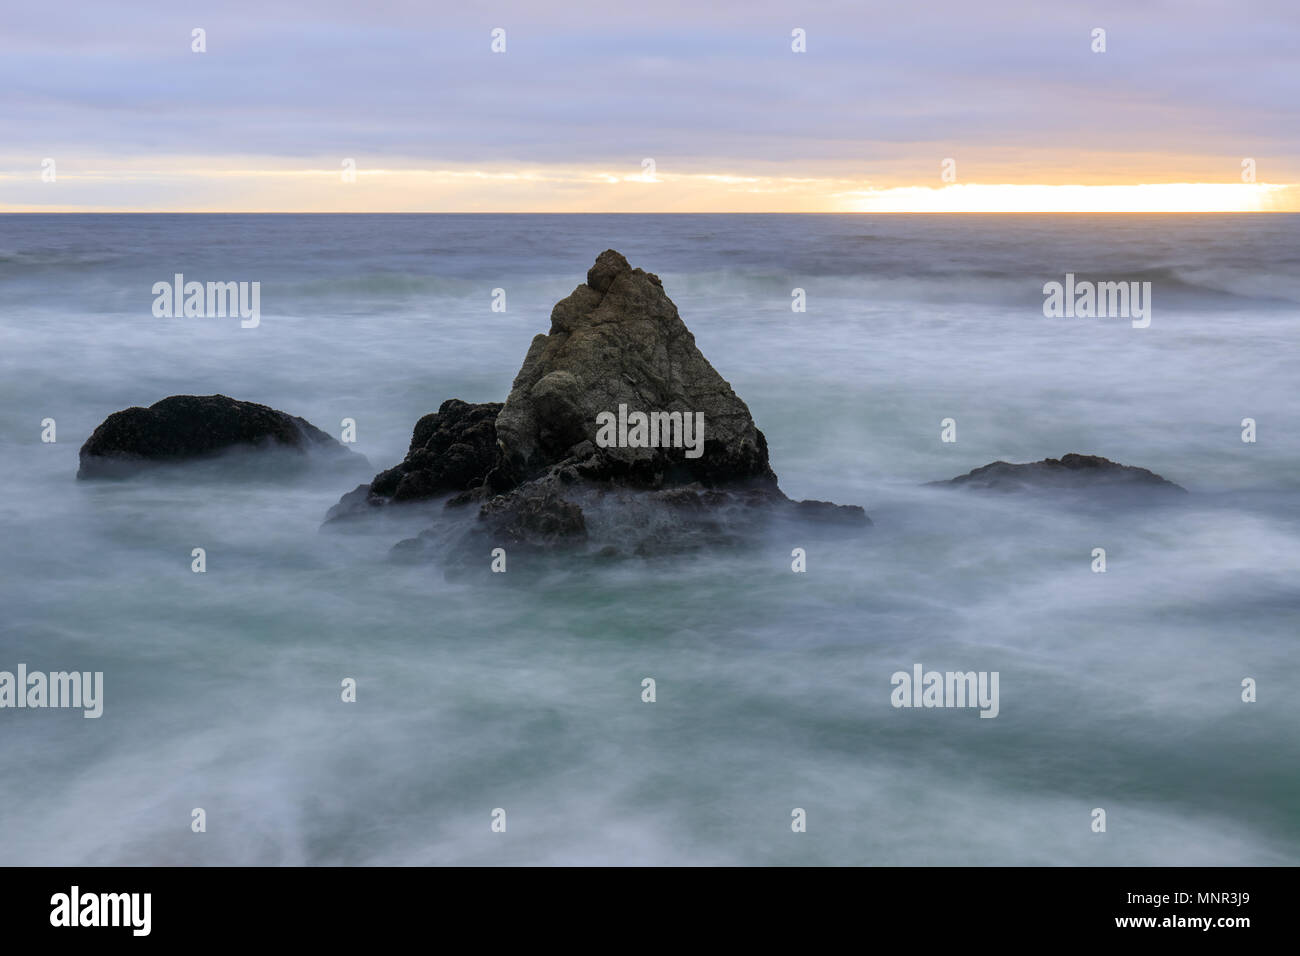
xmin=1 ymin=0 xmax=1297 ymax=212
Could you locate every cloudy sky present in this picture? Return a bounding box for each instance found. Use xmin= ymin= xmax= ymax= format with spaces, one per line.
xmin=2 ymin=0 xmax=1296 ymax=211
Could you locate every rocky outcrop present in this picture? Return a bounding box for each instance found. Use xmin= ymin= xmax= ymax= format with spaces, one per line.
xmin=78 ymin=394 xmax=363 ymax=478
xmin=395 ymin=479 xmax=867 ymax=566
xmin=479 ymin=485 xmax=588 ymax=551
xmin=932 ymin=454 xmax=1187 ymax=494
xmin=491 ymin=249 xmax=777 ymax=491
xmin=326 ymin=399 xmax=501 ymax=521
xmin=326 ymin=250 xmax=868 ymax=558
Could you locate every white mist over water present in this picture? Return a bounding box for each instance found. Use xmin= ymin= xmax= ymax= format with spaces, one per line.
xmin=1 ymin=214 xmax=1298 ymax=865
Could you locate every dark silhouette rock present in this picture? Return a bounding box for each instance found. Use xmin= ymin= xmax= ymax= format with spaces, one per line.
xmin=792 ymin=498 xmax=872 ymax=524
xmin=933 ymin=454 xmax=1187 ymax=494
xmin=325 ymin=399 xmax=501 ymax=521
xmin=479 ymin=486 xmax=588 ymax=550
xmin=444 ymin=482 xmax=867 ymax=562
xmin=78 ymin=394 xmax=361 ymax=478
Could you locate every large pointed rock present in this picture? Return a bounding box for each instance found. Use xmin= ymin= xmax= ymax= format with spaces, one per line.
xmin=492 ymin=250 xmax=777 ymax=490
xmin=327 ymin=251 xmax=868 ymax=557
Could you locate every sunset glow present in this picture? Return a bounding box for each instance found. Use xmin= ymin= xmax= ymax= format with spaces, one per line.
xmin=843 ymin=183 xmax=1295 ymax=214
xmin=3 ymin=162 xmax=1295 ymax=214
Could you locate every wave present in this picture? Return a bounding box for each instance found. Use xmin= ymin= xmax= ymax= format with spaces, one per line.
xmin=0 ymin=248 xmax=126 ymax=270
xmin=660 ymin=264 xmax=1300 ymax=309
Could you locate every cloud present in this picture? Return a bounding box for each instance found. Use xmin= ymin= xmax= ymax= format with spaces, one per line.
xmin=2 ymin=0 xmax=1297 ymax=209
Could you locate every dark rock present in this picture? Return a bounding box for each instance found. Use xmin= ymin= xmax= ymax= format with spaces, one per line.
xmin=932 ymin=454 xmax=1187 ymax=494
xmin=78 ymin=394 xmax=361 ymax=479
xmin=478 ymin=486 xmax=588 ymax=551
xmin=492 ymin=249 xmax=778 ymax=490
xmin=328 ymin=251 xmax=869 ymax=557
xmin=792 ymin=498 xmax=872 ymax=524
xmin=325 ymin=399 xmax=501 ymax=521
xmin=328 ymin=483 xmax=381 ymax=519
xmin=586 ymin=248 xmax=630 ymax=294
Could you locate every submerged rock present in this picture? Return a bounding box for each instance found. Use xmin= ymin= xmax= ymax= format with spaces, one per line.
xmin=327 ymin=250 xmax=868 ymax=558
xmin=932 ymin=454 xmax=1187 ymax=494
xmin=397 ymin=479 xmax=868 ymax=568
xmin=479 ymin=485 xmax=588 ymax=551
xmin=78 ymin=394 xmax=363 ymax=479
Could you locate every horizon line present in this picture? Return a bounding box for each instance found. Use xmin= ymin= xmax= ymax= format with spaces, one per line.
xmin=3 ymin=209 xmax=1297 ymax=216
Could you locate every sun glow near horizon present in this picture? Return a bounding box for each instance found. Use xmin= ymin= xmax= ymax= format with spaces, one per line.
xmin=842 ymin=182 xmax=1294 ymax=213
xmin=1 ymin=160 xmax=1295 ymax=213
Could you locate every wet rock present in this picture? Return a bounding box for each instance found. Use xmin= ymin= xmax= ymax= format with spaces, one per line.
xmin=78 ymin=394 xmax=361 ymax=479
xmin=330 ymin=251 xmax=869 ymax=557
xmin=492 ymin=249 xmax=778 ymax=490
xmin=932 ymin=453 xmax=1187 ymax=494
xmin=478 ymin=486 xmax=588 ymax=551
xmin=325 ymin=399 xmax=501 ymax=521
xmin=791 ymin=498 xmax=872 ymax=524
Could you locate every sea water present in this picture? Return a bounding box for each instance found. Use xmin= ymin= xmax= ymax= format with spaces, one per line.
xmin=0 ymin=213 xmax=1297 ymax=864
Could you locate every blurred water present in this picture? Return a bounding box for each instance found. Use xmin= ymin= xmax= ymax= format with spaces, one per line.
xmin=0 ymin=213 xmax=1297 ymax=865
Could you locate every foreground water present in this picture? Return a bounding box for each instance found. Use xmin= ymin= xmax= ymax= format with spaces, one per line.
xmin=1 ymin=214 xmax=1297 ymax=865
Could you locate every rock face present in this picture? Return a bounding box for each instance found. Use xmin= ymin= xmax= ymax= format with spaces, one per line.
xmin=374 ymin=399 xmax=502 ymax=500
xmin=326 ymin=251 xmax=868 ymax=557
xmin=492 ymin=249 xmax=777 ymax=490
xmin=479 ymin=486 xmax=588 ymax=551
xmin=933 ymin=454 xmax=1187 ymax=494
xmin=78 ymin=395 xmax=361 ymax=478
xmin=325 ymin=399 xmax=502 ymax=521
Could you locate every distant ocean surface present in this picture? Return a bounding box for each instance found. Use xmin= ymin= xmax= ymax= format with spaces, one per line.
xmin=1 ymin=213 xmax=1297 ymax=865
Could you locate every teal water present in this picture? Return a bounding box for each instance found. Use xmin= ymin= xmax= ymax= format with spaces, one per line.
xmin=1 ymin=214 xmax=1297 ymax=864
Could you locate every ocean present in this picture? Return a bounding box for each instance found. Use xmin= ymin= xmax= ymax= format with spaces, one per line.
xmin=1 ymin=213 xmax=1297 ymax=865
